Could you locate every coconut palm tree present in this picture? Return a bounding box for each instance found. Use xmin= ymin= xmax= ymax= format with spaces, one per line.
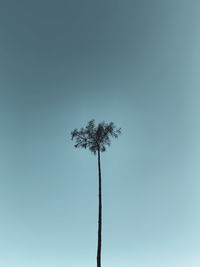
xmin=71 ymin=120 xmax=121 ymax=267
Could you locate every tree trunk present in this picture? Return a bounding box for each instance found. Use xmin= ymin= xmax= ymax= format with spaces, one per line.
xmin=97 ymin=148 xmax=102 ymax=267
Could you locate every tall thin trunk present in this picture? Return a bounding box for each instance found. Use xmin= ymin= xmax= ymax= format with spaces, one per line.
xmin=97 ymin=148 xmax=102 ymax=267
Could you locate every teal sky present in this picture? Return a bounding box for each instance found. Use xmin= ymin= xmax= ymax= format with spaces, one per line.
xmin=1 ymin=0 xmax=200 ymax=266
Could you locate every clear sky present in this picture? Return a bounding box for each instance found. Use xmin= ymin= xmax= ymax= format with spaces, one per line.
xmin=1 ymin=0 xmax=200 ymax=266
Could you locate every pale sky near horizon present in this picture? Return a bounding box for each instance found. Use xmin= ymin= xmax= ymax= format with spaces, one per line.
xmin=1 ymin=1 xmax=200 ymax=266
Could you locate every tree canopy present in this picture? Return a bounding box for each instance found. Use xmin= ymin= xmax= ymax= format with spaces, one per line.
xmin=71 ymin=120 xmax=121 ymax=155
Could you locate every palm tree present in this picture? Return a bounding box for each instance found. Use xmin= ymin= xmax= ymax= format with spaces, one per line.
xmin=71 ymin=120 xmax=121 ymax=267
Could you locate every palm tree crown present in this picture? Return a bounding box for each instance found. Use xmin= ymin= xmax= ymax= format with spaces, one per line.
xmin=71 ymin=120 xmax=121 ymax=154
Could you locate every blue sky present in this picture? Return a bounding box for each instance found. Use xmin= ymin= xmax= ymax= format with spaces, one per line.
xmin=0 ymin=0 xmax=200 ymax=266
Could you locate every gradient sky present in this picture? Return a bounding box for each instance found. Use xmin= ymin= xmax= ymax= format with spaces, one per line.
xmin=1 ymin=1 xmax=200 ymax=266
